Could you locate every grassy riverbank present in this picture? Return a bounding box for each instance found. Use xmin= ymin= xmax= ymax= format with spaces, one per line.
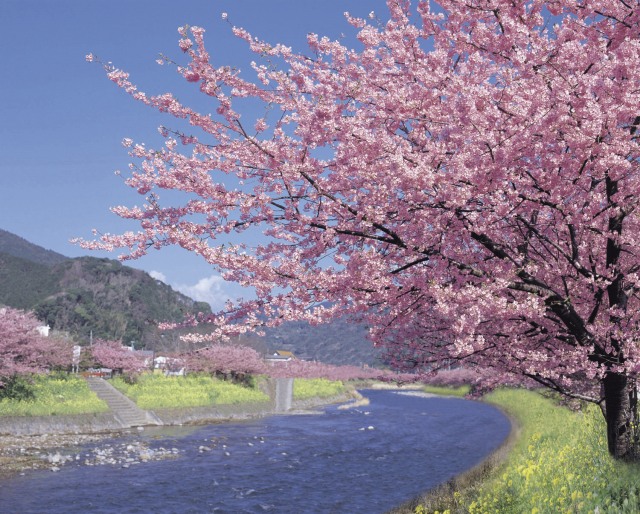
xmin=109 ymin=374 xmax=348 ymax=409
xmin=0 ymin=375 xmax=108 ymax=416
xmin=423 ymin=385 xmax=470 ymax=398
xmin=0 ymin=373 xmax=349 ymax=415
xmin=397 ymin=388 xmax=640 ymax=514
xmin=110 ymin=373 xmax=270 ymax=409
xmin=293 ymin=378 xmax=346 ymax=400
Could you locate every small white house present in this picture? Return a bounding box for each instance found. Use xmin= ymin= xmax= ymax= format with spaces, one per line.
xmin=265 ymin=350 xmax=296 ymax=364
xmin=36 ymin=325 xmax=50 ymax=337
xmin=154 ymin=355 xmax=185 ymax=376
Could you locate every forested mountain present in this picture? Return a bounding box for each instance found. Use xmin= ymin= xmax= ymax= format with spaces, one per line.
xmin=0 ymin=252 xmax=61 ymax=309
xmin=0 ymin=229 xmax=68 ymax=267
xmin=0 ymin=230 xmax=210 ymax=346
xmin=33 ymin=257 xmax=212 ymax=346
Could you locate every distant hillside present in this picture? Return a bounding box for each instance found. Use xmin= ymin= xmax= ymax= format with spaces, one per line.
xmin=262 ymin=318 xmax=384 ymax=367
xmin=0 ymin=229 xmax=211 ymax=346
xmin=0 ymin=252 xmax=61 ymax=309
xmin=33 ymin=257 xmax=211 ymax=346
xmin=0 ymin=229 xmax=68 ymax=267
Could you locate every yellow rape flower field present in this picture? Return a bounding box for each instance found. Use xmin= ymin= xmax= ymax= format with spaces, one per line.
xmin=293 ymin=378 xmax=346 ymax=400
xmin=409 ymin=389 xmax=640 ymax=514
xmin=0 ymin=374 xmax=108 ymax=416
xmin=110 ymin=374 xmax=270 ymax=409
xmin=110 ymin=374 xmax=346 ymax=409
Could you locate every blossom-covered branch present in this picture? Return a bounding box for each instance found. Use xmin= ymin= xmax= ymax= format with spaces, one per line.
xmin=79 ymin=1 xmax=640 ymax=458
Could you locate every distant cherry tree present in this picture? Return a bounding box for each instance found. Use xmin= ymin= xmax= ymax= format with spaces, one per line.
xmin=90 ymin=339 xmax=148 ymax=375
xmin=183 ymin=344 xmax=266 ymax=379
xmin=0 ymin=307 xmax=71 ymax=383
xmin=80 ymin=1 xmax=640 ymax=458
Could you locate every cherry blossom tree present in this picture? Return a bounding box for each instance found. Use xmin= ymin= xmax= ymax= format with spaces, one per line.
xmin=79 ymin=1 xmax=640 ymax=458
xmin=90 ymin=339 xmax=149 ymax=376
xmin=0 ymin=307 xmax=71 ymax=383
xmin=183 ymin=343 xmax=266 ymax=379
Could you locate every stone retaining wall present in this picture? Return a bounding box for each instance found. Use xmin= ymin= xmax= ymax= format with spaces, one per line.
xmin=152 ymin=401 xmax=275 ymax=426
xmin=140 ymin=393 xmax=353 ymax=426
xmin=0 ymin=412 xmax=124 ymax=436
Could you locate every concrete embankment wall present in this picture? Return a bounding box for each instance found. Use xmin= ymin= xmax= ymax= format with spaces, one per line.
xmin=0 ymin=403 xmax=285 ymax=436
xmin=150 ymin=392 xmax=353 ymax=426
xmin=152 ymin=401 xmax=275 ymax=426
xmin=0 ymin=412 xmax=124 ymax=436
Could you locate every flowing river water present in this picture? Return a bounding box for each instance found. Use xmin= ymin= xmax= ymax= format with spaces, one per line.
xmin=0 ymin=390 xmax=510 ymax=513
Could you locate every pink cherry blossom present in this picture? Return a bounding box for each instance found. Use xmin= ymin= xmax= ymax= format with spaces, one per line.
xmin=183 ymin=343 xmax=266 ymax=376
xmin=90 ymin=339 xmax=148 ymax=375
xmin=80 ymin=1 xmax=640 ymax=459
xmin=0 ymin=307 xmax=72 ymax=382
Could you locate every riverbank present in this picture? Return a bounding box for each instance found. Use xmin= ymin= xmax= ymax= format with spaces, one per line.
xmin=389 ymin=388 xmax=640 ymax=514
xmin=0 ymin=391 xmax=355 ymax=480
xmin=387 ymin=391 xmax=518 ymax=514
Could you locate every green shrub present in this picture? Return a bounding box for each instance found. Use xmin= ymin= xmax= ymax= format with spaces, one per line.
xmin=0 ymin=375 xmax=36 ymax=401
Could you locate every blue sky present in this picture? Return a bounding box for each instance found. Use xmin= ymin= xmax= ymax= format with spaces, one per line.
xmin=0 ymin=0 xmax=390 ymax=309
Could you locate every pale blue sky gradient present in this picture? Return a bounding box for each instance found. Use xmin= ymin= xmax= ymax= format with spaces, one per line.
xmin=1 ymin=0 xmax=389 ymax=308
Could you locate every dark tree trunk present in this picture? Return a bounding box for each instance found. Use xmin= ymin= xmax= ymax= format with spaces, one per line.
xmin=602 ymin=372 xmax=638 ymax=460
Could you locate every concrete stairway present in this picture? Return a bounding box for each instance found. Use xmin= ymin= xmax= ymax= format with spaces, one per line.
xmin=85 ymin=377 xmax=162 ymax=428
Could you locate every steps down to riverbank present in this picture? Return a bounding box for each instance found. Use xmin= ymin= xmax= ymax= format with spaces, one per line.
xmin=85 ymin=377 xmax=162 ymax=428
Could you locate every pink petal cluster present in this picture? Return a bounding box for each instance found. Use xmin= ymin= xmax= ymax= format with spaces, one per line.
xmin=0 ymin=308 xmax=72 ymax=381
xmin=90 ymin=339 xmax=149 ymax=375
xmin=266 ymin=358 xmax=413 ymax=382
xmin=184 ymin=344 xmax=266 ymax=376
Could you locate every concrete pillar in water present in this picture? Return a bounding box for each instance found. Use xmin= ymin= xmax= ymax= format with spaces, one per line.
xmin=274 ymin=378 xmax=294 ymax=412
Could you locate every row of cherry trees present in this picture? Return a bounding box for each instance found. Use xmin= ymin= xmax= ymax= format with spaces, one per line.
xmin=0 ymin=306 xmax=405 ymax=384
xmin=0 ymin=308 xmax=152 ymax=383
xmin=88 ymin=339 xmax=149 ymax=374
xmin=89 ymin=338 xmax=413 ymax=382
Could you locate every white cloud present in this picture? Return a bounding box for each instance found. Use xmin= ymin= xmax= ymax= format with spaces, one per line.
xmin=174 ymin=274 xmax=232 ymax=311
xmin=149 ymin=270 xmax=167 ymax=283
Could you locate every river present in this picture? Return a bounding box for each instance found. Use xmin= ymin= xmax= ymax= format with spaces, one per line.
xmin=0 ymin=390 xmax=510 ymax=513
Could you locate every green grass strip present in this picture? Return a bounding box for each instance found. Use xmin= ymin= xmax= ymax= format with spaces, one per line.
xmin=293 ymin=378 xmax=346 ymax=400
xmin=110 ymin=373 xmax=269 ymax=410
xmin=400 ymin=388 xmax=640 ymax=514
xmin=0 ymin=374 xmax=108 ymax=416
xmin=423 ymin=385 xmax=471 ymax=398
